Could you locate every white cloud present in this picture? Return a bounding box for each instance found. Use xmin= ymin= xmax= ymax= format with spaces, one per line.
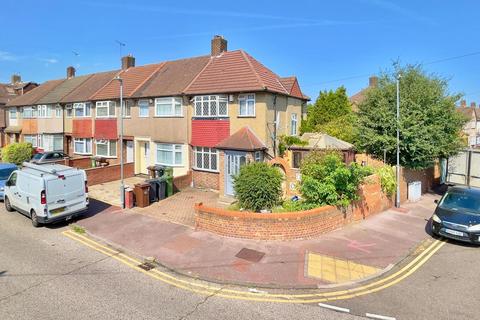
xmin=39 ymin=58 xmax=59 ymax=64
xmin=0 ymin=51 xmax=18 ymax=61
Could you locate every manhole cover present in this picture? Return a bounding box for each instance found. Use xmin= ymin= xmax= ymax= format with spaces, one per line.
xmin=235 ymin=248 xmax=265 ymax=262
xmin=138 ymin=262 xmax=156 ymax=271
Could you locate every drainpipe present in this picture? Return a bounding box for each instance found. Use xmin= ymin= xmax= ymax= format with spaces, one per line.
xmin=273 ymin=94 xmax=277 ymax=157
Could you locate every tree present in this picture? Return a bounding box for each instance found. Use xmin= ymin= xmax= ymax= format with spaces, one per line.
xmin=357 ymin=64 xmax=467 ymax=170
xmin=1 ymin=142 xmax=34 ymax=165
xmin=300 ymin=86 xmax=357 ymax=143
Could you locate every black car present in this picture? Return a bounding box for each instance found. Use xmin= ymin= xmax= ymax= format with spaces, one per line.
xmin=431 ymin=186 xmax=480 ymax=244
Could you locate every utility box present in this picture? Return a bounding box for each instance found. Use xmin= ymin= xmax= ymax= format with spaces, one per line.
xmin=408 ymin=181 xmax=422 ymax=202
xmin=134 ymin=183 xmax=150 ymax=208
xmin=125 ymin=187 xmax=134 ymax=209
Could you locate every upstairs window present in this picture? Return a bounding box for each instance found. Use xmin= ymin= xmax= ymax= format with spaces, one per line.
xmin=138 ymin=100 xmax=149 ymax=117
xmin=22 ymin=107 xmax=37 ymax=119
xmin=55 ymin=106 xmax=62 ymax=118
xmin=290 ymin=113 xmax=298 ymax=136
xmin=238 ymin=94 xmax=255 ymax=116
xmin=194 ymin=95 xmax=228 ymax=117
xmin=66 ymin=104 xmax=73 ymax=118
xmin=9 ymin=108 xmax=17 ymax=120
xmin=155 ymin=97 xmax=182 ymax=117
xmin=122 ymin=101 xmax=131 ymax=118
xmin=37 ymin=105 xmax=52 ymax=118
xmin=96 ymin=101 xmax=116 ymax=118
xmin=74 ymin=102 xmax=91 ymax=117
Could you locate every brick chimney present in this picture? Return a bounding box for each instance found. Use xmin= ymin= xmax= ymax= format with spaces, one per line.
xmin=460 ymin=100 xmax=467 ymax=107
xmin=11 ymin=74 xmax=21 ymax=84
xmin=211 ymin=35 xmax=227 ymax=56
xmin=470 ymin=102 xmax=476 ymax=108
xmin=369 ymin=76 xmax=378 ymax=88
xmin=121 ymin=54 xmax=135 ymax=70
xmin=66 ymin=66 xmax=76 ymax=79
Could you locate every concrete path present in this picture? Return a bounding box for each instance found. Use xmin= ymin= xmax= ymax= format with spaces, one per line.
xmin=77 ymin=193 xmax=441 ymax=288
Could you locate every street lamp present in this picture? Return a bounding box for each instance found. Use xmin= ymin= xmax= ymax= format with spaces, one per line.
xmin=395 ymin=73 xmax=401 ymax=208
xmin=113 ymin=76 xmax=125 ymax=209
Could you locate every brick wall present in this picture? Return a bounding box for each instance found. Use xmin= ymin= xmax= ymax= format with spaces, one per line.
xmin=85 ymin=162 xmax=134 ymax=186
xmin=399 ymin=167 xmax=435 ymax=203
xmin=173 ymin=171 xmax=192 ymax=192
xmin=195 ymin=174 xmax=392 ymax=240
xmin=66 ymin=157 xmax=92 ymax=169
xmin=192 ymin=169 xmax=219 ymax=190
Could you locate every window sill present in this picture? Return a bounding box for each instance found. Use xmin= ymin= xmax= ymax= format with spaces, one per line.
xmin=74 ymin=152 xmax=92 ymax=156
xmin=192 ymin=167 xmax=219 ymax=173
xmin=95 ymin=116 xmax=117 ymax=119
xmin=95 ymin=155 xmax=117 ymax=159
xmin=155 ymin=163 xmax=184 ymax=168
xmin=237 ymin=115 xmax=256 ymax=118
xmin=153 ymin=115 xmax=184 ymax=118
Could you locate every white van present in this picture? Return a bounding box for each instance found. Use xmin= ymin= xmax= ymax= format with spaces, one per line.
xmin=4 ymin=162 xmax=89 ymax=227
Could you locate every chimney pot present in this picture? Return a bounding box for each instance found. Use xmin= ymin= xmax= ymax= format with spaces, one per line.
xmin=66 ymin=66 xmax=76 ymax=79
xmin=461 ymin=99 xmax=467 ymax=107
xmin=369 ymin=76 xmax=378 ymax=88
xmin=11 ymin=74 xmax=21 ymax=84
xmin=121 ymin=54 xmax=135 ymax=70
xmin=211 ymin=35 xmax=227 ymax=56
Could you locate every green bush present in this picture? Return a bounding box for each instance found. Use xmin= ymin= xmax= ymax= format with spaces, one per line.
xmin=1 ymin=142 xmax=34 ymax=165
xmin=233 ymin=162 xmax=283 ymax=212
xmin=278 ymin=135 xmax=307 ymax=157
xmin=300 ymin=152 xmax=372 ymax=208
xmin=375 ymin=165 xmax=396 ymax=196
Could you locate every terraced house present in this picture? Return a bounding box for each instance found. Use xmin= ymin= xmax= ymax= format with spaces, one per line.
xmin=5 ymin=36 xmax=308 ymax=195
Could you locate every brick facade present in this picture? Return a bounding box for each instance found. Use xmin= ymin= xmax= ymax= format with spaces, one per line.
xmin=85 ymin=162 xmax=134 ymax=186
xmin=195 ymin=174 xmax=393 ymax=240
xmin=192 ymin=169 xmax=219 ymax=190
xmin=173 ymin=171 xmax=193 ymax=192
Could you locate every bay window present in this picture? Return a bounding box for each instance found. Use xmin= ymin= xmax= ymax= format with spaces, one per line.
xmin=96 ymin=101 xmax=116 ymax=118
xmin=95 ymin=139 xmax=117 ymax=157
xmin=74 ymin=138 xmax=92 ymax=154
xmin=194 ymin=147 xmax=218 ymax=172
xmin=194 ymin=95 xmax=228 ymax=117
xmin=155 ymin=97 xmax=182 ymax=117
xmin=74 ymin=102 xmax=91 ymax=117
xmin=139 ymin=100 xmax=149 ymax=117
xmin=156 ymin=143 xmax=182 ymax=166
xmin=238 ymin=94 xmax=255 ymax=116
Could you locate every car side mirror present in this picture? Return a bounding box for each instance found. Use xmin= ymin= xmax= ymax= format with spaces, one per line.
xmin=434 ymin=199 xmax=439 ymax=204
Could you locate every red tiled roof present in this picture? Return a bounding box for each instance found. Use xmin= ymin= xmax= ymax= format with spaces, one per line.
xmin=279 ymin=76 xmax=305 ymax=100
xmin=184 ymin=50 xmax=305 ymax=99
xmin=6 ymin=79 xmax=65 ymax=106
xmin=91 ymin=63 xmax=164 ymax=100
xmin=216 ymin=126 xmax=267 ymax=151
xmin=61 ymin=70 xmax=120 ymax=103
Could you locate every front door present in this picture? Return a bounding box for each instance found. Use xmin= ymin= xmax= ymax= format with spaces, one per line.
xmin=138 ymin=141 xmax=150 ymax=174
xmin=224 ymin=151 xmax=247 ymax=196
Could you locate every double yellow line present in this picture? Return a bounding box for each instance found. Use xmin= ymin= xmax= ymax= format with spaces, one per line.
xmin=63 ymin=229 xmax=446 ymax=303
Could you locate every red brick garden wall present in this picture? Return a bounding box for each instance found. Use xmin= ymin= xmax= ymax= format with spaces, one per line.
xmin=173 ymin=171 xmax=192 ymax=192
xmin=86 ymin=162 xmax=134 ymax=186
xmin=195 ymin=175 xmax=393 ymax=240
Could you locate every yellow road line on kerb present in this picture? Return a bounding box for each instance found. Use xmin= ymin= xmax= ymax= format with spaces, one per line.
xmin=62 ymin=230 xmax=446 ymax=303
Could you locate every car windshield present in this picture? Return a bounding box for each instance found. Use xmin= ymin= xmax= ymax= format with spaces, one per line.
xmin=32 ymin=153 xmax=43 ymax=160
xmin=439 ymin=191 xmax=480 ymax=214
xmin=0 ymin=167 xmax=16 ymax=180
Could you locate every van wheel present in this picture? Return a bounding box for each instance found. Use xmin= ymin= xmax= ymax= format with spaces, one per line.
xmin=5 ymin=197 xmax=14 ymax=212
xmin=31 ymin=210 xmax=41 ymax=228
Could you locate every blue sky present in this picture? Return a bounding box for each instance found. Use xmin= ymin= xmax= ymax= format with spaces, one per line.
xmin=1 ymin=0 xmax=479 ymax=103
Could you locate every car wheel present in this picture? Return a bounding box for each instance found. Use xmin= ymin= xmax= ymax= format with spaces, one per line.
xmin=31 ymin=210 xmax=41 ymax=228
xmin=5 ymin=197 xmax=14 ymax=212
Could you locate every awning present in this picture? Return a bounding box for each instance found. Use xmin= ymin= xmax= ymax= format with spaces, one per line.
xmin=216 ymin=126 xmax=267 ymax=151
xmin=4 ymin=126 xmax=22 ymax=134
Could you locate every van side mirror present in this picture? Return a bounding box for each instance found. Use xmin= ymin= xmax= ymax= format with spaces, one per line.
xmin=5 ymin=180 xmax=11 ymax=187
xmin=434 ymin=199 xmax=439 ymax=204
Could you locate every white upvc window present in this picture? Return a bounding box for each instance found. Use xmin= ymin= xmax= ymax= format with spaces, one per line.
xmin=122 ymin=101 xmax=131 ymax=118
xmin=193 ymin=95 xmax=228 ymax=117
xmin=254 ymin=150 xmax=263 ymax=162
xmin=9 ymin=108 xmax=17 ymax=120
xmin=74 ymin=138 xmax=92 ymax=155
xmin=74 ymin=102 xmax=91 ymax=117
xmin=138 ymin=100 xmax=149 ymax=117
xmin=155 ymin=143 xmax=183 ymax=166
xmin=24 ymin=135 xmax=38 ymax=147
xmin=66 ymin=104 xmax=73 ymax=118
xmin=95 ymin=139 xmax=117 ymax=157
xmin=155 ymin=97 xmax=182 ymax=117
xmin=96 ymin=101 xmax=116 ymax=118
xmin=42 ymin=134 xmax=64 ymax=151
xmin=194 ymin=147 xmax=219 ymax=172
xmin=238 ymin=93 xmax=255 ymax=117
xmin=38 ymin=105 xmax=53 ymax=118
xmin=290 ymin=113 xmax=298 ymax=136
xmin=55 ymin=106 xmax=62 ymax=118
xmin=22 ymin=106 xmax=37 ymax=119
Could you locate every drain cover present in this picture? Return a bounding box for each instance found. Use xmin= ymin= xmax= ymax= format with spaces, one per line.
xmin=235 ymin=248 xmax=265 ymax=262
xmin=138 ymin=262 xmax=156 ymax=271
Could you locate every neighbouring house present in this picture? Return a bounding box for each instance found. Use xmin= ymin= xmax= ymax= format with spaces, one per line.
xmin=457 ymin=100 xmax=480 ymax=148
xmin=349 ymin=76 xmax=378 ymax=111
xmin=0 ymin=75 xmax=38 ymax=146
xmin=5 ymin=35 xmax=309 ymax=194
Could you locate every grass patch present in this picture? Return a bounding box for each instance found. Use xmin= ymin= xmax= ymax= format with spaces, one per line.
xmin=71 ymin=225 xmax=86 ymax=234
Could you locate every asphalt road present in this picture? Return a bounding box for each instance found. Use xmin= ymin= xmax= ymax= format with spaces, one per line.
xmin=1 ymin=205 xmax=478 ymax=320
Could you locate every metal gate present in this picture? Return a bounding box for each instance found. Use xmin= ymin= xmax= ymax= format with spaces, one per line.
xmin=446 ymin=149 xmax=480 ymax=187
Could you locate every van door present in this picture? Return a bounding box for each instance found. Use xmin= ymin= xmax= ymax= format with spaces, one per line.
xmin=45 ymin=172 xmax=86 ymax=216
xmin=12 ymin=173 xmax=30 ymax=213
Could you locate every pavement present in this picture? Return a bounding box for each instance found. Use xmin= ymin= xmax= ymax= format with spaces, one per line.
xmin=77 ymin=192 xmax=442 ymax=288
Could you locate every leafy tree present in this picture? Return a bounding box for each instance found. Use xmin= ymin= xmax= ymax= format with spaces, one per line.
xmin=357 ymin=64 xmax=467 ymax=169
xmin=300 ymin=86 xmax=357 ymax=143
xmin=1 ymin=142 xmax=34 ymax=165
xmin=233 ymin=162 xmax=283 ymax=212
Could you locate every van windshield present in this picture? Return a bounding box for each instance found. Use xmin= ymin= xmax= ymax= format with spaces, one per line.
xmin=439 ymin=191 xmax=480 ymax=214
xmin=0 ymin=167 xmax=16 ymax=180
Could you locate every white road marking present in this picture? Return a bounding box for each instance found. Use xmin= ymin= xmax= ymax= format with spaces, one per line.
xmin=318 ymin=303 xmax=350 ymax=313
xmin=366 ymin=312 xmax=396 ymax=320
